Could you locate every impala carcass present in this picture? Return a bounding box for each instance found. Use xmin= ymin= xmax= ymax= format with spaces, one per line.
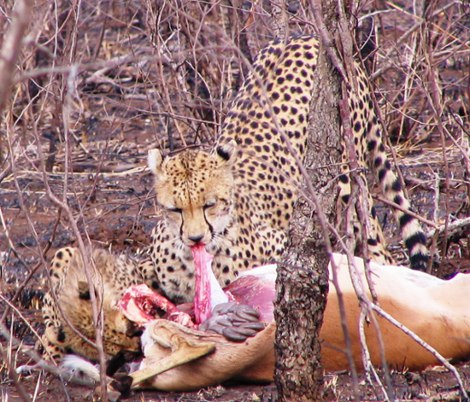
xmin=117 ymin=251 xmax=470 ymax=392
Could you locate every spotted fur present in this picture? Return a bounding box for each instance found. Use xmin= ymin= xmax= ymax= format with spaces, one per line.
xmin=42 ymin=35 xmax=429 ymax=361
xmin=148 ymin=35 xmax=429 ymax=304
xmin=41 ymin=247 xmax=155 ymax=361
xmin=339 ymin=63 xmax=429 ymax=268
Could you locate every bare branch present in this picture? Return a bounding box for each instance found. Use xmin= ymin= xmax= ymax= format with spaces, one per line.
xmin=0 ymin=0 xmax=33 ymax=112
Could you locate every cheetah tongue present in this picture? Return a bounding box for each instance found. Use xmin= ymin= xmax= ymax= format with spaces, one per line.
xmin=191 ymin=244 xmax=229 ymax=324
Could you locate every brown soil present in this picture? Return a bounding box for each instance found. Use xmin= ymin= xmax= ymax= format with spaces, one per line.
xmin=6 ymin=361 xmax=470 ymax=401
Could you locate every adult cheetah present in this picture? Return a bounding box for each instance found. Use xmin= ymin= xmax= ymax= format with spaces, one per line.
xmin=147 ymin=34 xmax=429 ymax=304
xmin=40 ymin=34 xmax=429 ymax=362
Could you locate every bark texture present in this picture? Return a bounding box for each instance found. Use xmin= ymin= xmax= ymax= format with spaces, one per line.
xmin=274 ymin=1 xmax=346 ymax=400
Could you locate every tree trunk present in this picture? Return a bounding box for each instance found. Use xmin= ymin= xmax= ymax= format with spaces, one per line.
xmin=274 ymin=1 xmax=348 ymax=400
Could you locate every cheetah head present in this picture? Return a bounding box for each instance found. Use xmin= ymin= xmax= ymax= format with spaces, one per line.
xmin=148 ymin=141 xmax=237 ymax=250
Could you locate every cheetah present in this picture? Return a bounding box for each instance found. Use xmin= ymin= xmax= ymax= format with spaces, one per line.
xmin=41 ymin=34 xmax=429 ymax=363
xmin=147 ymin=34 xmax=429 ymax=304
xmin=40 ymin=247 xmax=155 ymax=363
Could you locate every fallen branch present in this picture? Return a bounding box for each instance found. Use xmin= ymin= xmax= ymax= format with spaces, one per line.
xmin=427 ymin=216 xmax=470 ymax=250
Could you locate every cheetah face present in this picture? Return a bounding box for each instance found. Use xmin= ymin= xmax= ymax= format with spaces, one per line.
xmin=148 ymin=141 xmax=237 ymax=250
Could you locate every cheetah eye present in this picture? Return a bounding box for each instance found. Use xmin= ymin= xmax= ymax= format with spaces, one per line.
xmin=167 ymin=206 xmax=182 ymax=214
xmin=203 ymin=200 xmax=216 ymax=209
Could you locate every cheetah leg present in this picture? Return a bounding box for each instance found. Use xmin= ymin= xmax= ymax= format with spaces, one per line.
xmin=354 ymin=65 xmax=429 ymax=270
xmin=41 ymin=247 xmax=85 ymax=362
xmin=339 ymin=65 xmax=430 ymax=270
xmin=338 ymin=165 xmax=393 ymax=265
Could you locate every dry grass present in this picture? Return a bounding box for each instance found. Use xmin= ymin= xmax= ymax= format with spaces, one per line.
xmin=0 ymin=0 xmax=468 ymax=400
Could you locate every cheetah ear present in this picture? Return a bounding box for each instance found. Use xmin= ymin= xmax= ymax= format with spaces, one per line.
xmin=148 ymin=149 xmax=164 ymax=176
xmin=215 ymin=140 xmax=237 ymax=164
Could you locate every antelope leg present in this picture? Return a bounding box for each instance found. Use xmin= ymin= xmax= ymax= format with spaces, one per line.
xmin=130 ymin=334 xmax=216 ymax=387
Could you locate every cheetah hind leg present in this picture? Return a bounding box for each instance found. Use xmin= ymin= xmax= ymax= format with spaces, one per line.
xmin=19 ymin=294 xmax=66 ymax=370
xmin=16 ymin=319 xmax=66 ymax=378
xmin=338 ymin=171 xmax=394 ymax=266
xmin=16 ymin=296 xmax=69 ymax=376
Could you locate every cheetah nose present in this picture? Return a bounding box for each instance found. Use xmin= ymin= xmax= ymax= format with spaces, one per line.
xmin=188 ymin=234 xmax=204 ymax=244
